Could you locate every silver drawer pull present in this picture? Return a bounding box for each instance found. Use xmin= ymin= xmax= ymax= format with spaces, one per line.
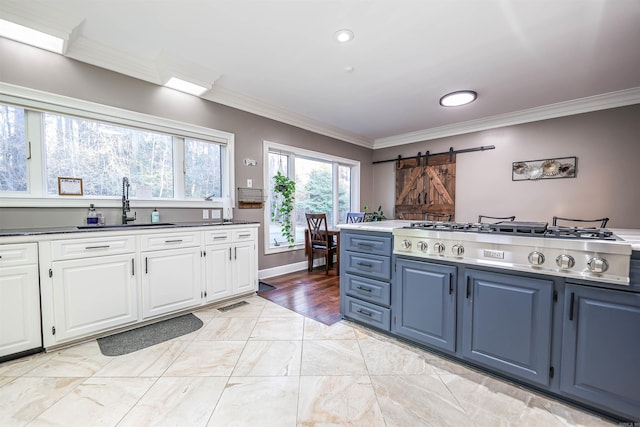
xmin=357 ymin=309 xmax=372 ymax=317
xmin=356 ymin=286 xmax=372 ymax=293
xmin=213 ymin=236 xmax=227 ymax=240
xmin=164 ymin=239 xmax=183 ymax=243
xmin=238 ymin=233 xmax=251 ymax=237
xmin=85 ymin=245 xmax=110 ymax=250
xmin=356 ymin=262 xmax=372 ymax=268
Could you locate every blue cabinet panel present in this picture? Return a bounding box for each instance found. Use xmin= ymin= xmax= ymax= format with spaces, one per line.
xmin=462 ymin=269 xmax=553 ymax=387
xmin=561 ymin=284 xmax=640 ymax=421
xmin=344 ymin=251 xmax=391 ymax=281
xmin=341 ymin=233 xmax=391 ymax=257
xmin=344 ymin=296 xmax=391 ymax=330
xmin=393 ymin=258 xmax=457 ymax=353
xmin=344 ymin=274 xmax=391 ymax=306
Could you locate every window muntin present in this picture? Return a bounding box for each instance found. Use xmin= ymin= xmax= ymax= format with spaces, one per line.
xmin=184 ymin=138 xmax=223 ymax=199
xmin=0 ymin=104 xmax=27 ymax=192
xmin=265 ymin=142 xmax=359 ymax=252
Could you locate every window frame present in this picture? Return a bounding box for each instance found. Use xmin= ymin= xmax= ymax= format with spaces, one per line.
xmin=0 ymin=83 xmax=235 ymax=209
xmin=263 ymin=140 xmax=360 ymax=254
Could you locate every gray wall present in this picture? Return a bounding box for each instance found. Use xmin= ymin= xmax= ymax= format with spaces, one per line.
xmin=0 ymin=38 xmax=374 ymax=270
xmin=373 ymin=104 xmax=640 ymax=228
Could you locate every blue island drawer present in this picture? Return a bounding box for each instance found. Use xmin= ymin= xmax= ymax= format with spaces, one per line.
xmin=344 ymin=296 xmax=391 ymax=330
xmin=342 ymin=233 xmax=391 ymax=256
xmin=344 ymin=251 xmax=391 ymax=281
xmin=344 ymin=274 xmax=391 ymax=306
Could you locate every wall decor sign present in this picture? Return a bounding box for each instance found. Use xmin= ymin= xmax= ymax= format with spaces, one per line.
xmin=512 ymin=156 xmax=577 ymax=181
xmin=58 ymin=177 xmax=83 ymax=195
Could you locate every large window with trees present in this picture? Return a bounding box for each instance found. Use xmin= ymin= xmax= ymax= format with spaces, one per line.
xmin=0 ymin=85 xmax=234 ymax=207
xmin=264 ymin=141 xmax=360 ymax=253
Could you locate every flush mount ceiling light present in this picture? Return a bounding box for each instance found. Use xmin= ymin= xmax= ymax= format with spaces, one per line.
xmin=439 ymin=90 xmax=477 ymax=107
xmin=0 ymin=18 xmax=65 ymax=53
xmin=334 ymin=29 xmax=354 ymax=43
xmin=164 ymin=77 xmax=210 ymax=96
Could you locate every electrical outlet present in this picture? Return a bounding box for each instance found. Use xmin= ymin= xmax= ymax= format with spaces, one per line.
xmin=247 ymin=179 xmax=253 ymax=188
xmin=202 ymin=209 xmax=209 ymax=219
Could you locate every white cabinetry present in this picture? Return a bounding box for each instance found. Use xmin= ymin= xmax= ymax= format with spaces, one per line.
xmin=140 ymin=231 xmax=202 ymax=319
xmin=0 ymin=243 xmax=42 ymax=358
xmin=46 ymin=236 xmax=138 ymax=345
xmin=204 ymin=228 xmax=257 ymax=302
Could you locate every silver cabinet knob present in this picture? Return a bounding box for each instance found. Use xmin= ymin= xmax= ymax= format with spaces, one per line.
xmin=401 ymin=239 xmax=412 ymax=250
xmin=556 ymin=254 xmax=575 ymax=270
xmin=588 ymin=257 xmax=609 ymax=273
xmin=528 ymin=251 xmax=545 ymax=266
xmin=451 ymin=244 xmax=464 ymax=256
xmin=417 ymin=241 xmax=428 ymax=252
xmin=433 ymin=242 xmax=445 ymax=254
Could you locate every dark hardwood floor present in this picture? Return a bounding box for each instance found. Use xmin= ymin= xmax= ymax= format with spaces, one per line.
xmin=258 ymin=268 xmax=341 ymax=325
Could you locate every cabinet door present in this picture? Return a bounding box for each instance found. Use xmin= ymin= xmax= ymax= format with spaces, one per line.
xmin=142 ymin=248 xmax=201 ymax=319
xmin=233 ymin=241 xmax=256 ymax=294
xmin=462 ymin=269 xmax=553 ymax=387
xmin=560 ymin=285 xmax=640 ymax=420
xmin=393 ymin=259 xmax=457 ymax=352
xmin=0 ymin=265 xmax=42 ymax=357
xmin=52 ymin=254 xmax=137 ymax=342
xmin=205 ymin=244 xmax=232 ymax=301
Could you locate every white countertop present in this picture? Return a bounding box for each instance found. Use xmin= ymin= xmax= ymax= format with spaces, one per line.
xmin=337 ymin=222 xmax=640 ymax=252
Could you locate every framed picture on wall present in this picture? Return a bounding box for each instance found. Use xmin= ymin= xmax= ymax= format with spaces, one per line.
xmin=58 ymin=177 xmax=84 ymax=195
xmin=512 ymin=157 xmax=577 ymax=181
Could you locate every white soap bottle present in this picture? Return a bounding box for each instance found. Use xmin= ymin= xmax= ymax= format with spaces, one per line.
xmin=86 ymin=204 xmax=99 ymax=225
xmin=151 ymin=208 xmax=160 ymax=223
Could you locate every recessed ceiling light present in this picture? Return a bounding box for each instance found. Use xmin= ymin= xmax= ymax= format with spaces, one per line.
xmin=0 ymin=18 xmax=65 ymax=53
xmin=439 ymin=90 xmax=477 ymax=107
xmin=334 ymin=29 xmax=354 ymax=43
xmin=164 ymin=77 xmax=209 ymax=96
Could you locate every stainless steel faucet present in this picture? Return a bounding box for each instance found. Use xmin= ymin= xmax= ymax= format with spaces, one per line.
xmin=121 ymin=177 xmax=136 ymax=224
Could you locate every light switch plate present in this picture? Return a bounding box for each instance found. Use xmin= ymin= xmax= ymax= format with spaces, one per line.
xmin=202 ymin=209 xmax=209 ymax=219
xmin=247 ymin=179 xmax=253 ymax=188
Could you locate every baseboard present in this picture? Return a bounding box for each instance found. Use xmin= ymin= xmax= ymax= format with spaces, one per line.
xmin=259 ymin=255 xmax=336 ymax=279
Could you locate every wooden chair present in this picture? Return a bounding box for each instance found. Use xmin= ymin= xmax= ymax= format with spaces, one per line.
xmin=346 ymin=212 xmax=365 ymax=223
xmin=552 ymin=216 xmax=609 ymax=228
xmin=424 ymin=212 xmax=452 ymax=221
xmin=478 ymin=215 xmax=516 ymax=224
xmin=305 ymin=213 xmax=338 ymax=274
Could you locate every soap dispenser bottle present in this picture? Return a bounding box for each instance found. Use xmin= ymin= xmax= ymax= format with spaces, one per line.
xmin=151 ymin=208 xmax=160 ymax=223
xmin=86 ymin=204 xmax=99 ymax=225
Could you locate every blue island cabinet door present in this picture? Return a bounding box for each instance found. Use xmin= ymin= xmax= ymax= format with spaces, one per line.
xmin=560 ymin=284 xmax=640 ymax=421
xmin=461 ymin=269 xmax=554 ymax=387
xmin=393 ymin=258 xmax=457 ymax=353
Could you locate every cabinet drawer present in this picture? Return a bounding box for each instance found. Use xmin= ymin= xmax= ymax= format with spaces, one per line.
xmin=233 ymin=228 xmax=255 ymax=241
xmin=0 ymin=243 xmax=38 ymax=267
xmin=52 ymin=236 xmax=135 ymax=260
xmin=344 ymin=274 xmax=391 ymax=306
xmin=140 ymin=231 xmax=201 ymax=251
xmin=344 ymin=296 xmax=391 ymax=330
xmin=344 ymin=251 xmax=391 ymax=281
xmin=204 ymin=229 xmax=232 ymax=245
xmin=342 ymin=233 xmax=391 ymax=256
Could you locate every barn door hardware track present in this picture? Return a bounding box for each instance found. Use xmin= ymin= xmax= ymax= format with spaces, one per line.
xmin=373 ymin=145 xmax=495 ymax=167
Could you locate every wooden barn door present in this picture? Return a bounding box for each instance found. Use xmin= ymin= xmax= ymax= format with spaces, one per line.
xmin=395 ymin=153 xmax=456 ymax=221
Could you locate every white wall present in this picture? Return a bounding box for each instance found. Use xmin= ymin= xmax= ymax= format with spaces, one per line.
xmin=373 ymin=104 xmax=640 ymax=228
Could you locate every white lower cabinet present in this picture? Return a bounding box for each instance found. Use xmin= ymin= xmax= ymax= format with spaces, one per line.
xmin=0 ymin=243 xmax=42 ymax=358
xmin=51 ymin=254 xmax=138 ymax=342
xmin=204 ymin=228 xmax=257 ymax=303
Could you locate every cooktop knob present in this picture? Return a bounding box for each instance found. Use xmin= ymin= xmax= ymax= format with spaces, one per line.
xmin=433 ymin=242 xmax=445 ymax=254
xmin=588 ymin=257 xmax=609 ymax=273
xmin=401 ymin=239 xmax=412 ymax=250
xmin=528 ymin=251 xmax=545 ymax=266
xmin=451 ymin=244 xmax=464 ymax=256
xmin=417 ymin=241 xmax=428 ymax=252
xmin=556 ymin=254 xmax=575 ymax=270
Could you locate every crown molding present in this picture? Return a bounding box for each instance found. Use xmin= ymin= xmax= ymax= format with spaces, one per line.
xmin=374 ymin=87 xmax=640 ymax=149
xmin=205 ymin=86 xmax=374 ymax=148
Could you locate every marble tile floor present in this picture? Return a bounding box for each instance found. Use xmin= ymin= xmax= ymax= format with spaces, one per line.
xmin=0 ymin=296 xmax=616 ymax=427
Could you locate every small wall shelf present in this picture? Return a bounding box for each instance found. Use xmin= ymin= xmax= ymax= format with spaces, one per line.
xmin=237 ymin=187 xmax=265 ymax=209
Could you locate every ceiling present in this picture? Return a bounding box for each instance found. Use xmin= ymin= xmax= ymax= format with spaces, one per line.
xmin=2 ymin=0 xmax=640 ymax=149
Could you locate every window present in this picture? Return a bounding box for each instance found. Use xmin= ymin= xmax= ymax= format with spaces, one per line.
xmin=0 ymin=85 xmax=235 ymax=207
xmin=43 ymin=113 xmax=174 ymax=197
xmin=0 ymin=104 xmax=27 ymax=192
xmin=264 ymin=141 xmax=360 ymax=253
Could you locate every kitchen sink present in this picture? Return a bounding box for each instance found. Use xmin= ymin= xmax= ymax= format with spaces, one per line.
xmin=76 ymin=223 xmax=174 ymax=229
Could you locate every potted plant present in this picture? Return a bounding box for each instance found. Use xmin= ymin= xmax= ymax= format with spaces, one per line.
xmin=272 ymin=171 xmax=296 ymax=247
xmin=363 ymin=205 xmax=386 ymax=221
